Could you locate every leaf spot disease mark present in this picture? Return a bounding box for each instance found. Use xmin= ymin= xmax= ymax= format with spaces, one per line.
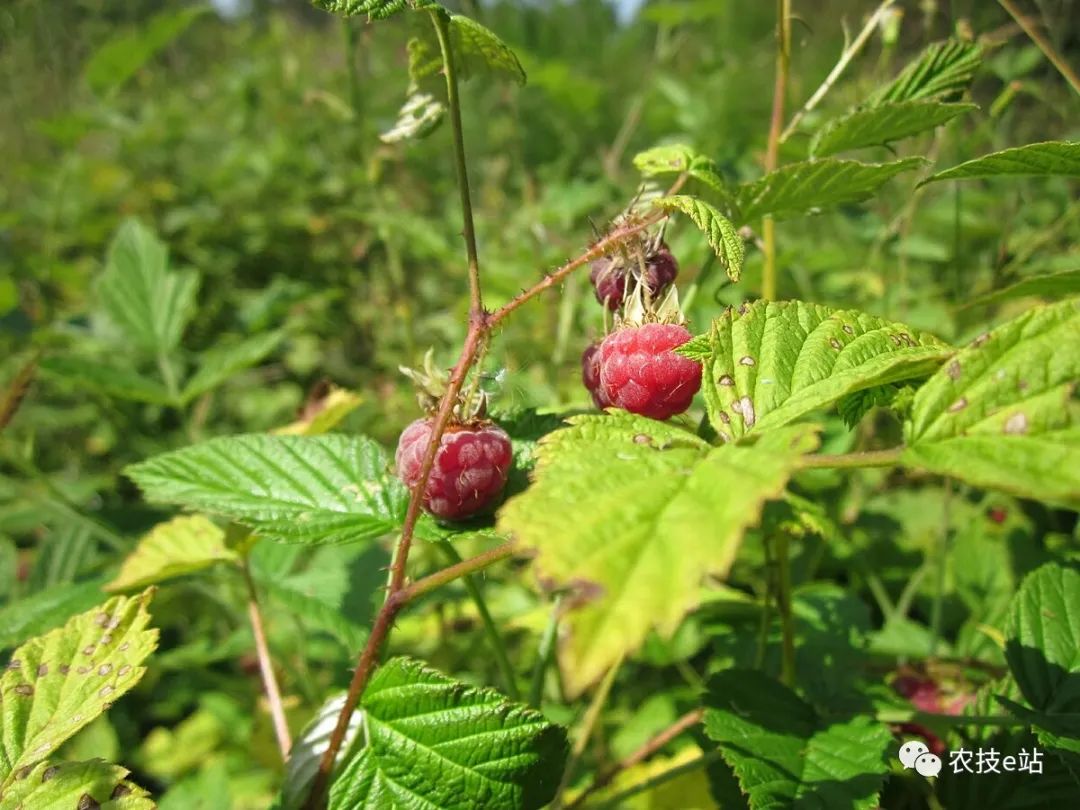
xmin=6 ymin=659 xmax=20 ymax=670
xmin=947 ymin=360 xmax=961 ymax=380
xmin=41 ymin=765 xmax=59 ymax=782
xmin=36 ymin=664 xmax=48 ymax=677
xmin=718 ymin=374 xmax=735 ymax=386
xmin=632 ymin=434 xmax=652 ymax=445
xmin=842 ymin=324 xmax=855 ymax=335
xmin=13 ymin=684 xmax=33 ymax=696
xmin=971 ymin=332 xmax=990 ymax=347
xmin=82 ymin=644 xmax=96 ymax=656
xmin=59 ymin=664 xmax=70 ymax=674
xmin=15 ymin=765 xmax=33 ymax=780
xmin=77 ymin=794 xmax=100 ymax=810
xmin=99 ymin=684 xmax=115 ymax=698
xmin=77 ymin=666 xmax=90 ymax=675
xmin=739 ymin=356 xmax=755 ymax=366
xmin=94 ymin=612 xmax=110 ymax=627
xmin=1004 ymin=412 xmax=1028 ymax=435
xmin=731 ymin=396 xmax=756 ymax=428
xmin=98 ymin=664 xmax=113 ymax=676
xmin=717 ymin=410 xmax=730 ymax=424
xmin=829 ymin=338 xmax=842 ymax=351
xmin=118 ymin=665 xmax=132 ymax=677
xmin=947 ymin=397 xmax=968 ymax=413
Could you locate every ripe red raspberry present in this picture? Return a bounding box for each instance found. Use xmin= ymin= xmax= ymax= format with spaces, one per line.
xmin=581 ymin=343 xmax=612 ymax=409
xmin=598 ymin=323 xmax=701 ymax=420
xmin=589 ymin=243 xmax=679 ymax=311
xmin=395 ymin=418 xmax=513 ymax=520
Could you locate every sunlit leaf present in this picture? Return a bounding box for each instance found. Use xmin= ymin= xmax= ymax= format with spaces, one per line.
xmin=921 ymin=141 xmax=1080 ymax=185
xmin=106 ymin=516 xmax=236 ymax=592
xmin=499 ymin=413 xmax=817 ymax=696
xmin=870 ymin=38 xmax=981 ymax=104
xmin=0 ymin=758 xmax=153 ymax=809
xmin=0 ymin=591 xmax=158 ymax=789
xmin=654 ymin=196 xmax=744 ymax=281
xmin=327 ymin=658 xmax=567 ymax=809
xmin=682 ymin=300 xmax=950 ymax=440
xmin=810 ymin=101 xmax=975 ymax=157
xmin=737 ymin=158 xmax=925 ymax=222
xmin=451 ymin=15 xmax=526 ymax=85
xmin=903 ymin=299 xmax=1080 ymax=508
xmin=126 ymin=434 xmax=408 ymax=545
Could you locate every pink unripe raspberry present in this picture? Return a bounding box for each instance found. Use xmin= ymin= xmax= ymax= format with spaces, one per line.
xmin=395 ymin=418 xmax=513 ymax=520
xmin=581 ymin=343 xmax=612 ymax=409
xmin=598 ymin=323 xmax=701 ymax=420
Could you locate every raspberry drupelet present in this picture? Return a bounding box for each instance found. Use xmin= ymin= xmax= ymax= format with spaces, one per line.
xmin=581 ymin=342 xmax=612 ymax=409
xmin=395 ymin=418 xmax=513 ymax=520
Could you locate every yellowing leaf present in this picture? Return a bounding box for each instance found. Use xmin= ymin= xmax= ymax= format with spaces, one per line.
xmin=499 ymin=413 xmax=817 ymax=696
xmin=106 ymin=515 xmax=236 ymax=592
xmin=272 ymin=386 xmax=364 ymax=436
xmin=0 ymin=591 xmax=158 ymax=790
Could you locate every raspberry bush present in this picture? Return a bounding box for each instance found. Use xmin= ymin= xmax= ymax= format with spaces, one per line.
xmin=2 ymin=3 xmax=1078 ymax=810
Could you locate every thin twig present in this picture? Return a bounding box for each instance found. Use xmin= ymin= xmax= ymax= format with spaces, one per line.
xmin=998 ymin=0 xmax=1080 ymax=96
xmin=798 ymin=446 xmax=904 ymax=469
xmin=242 ymin=562 xmax=292 ymax=759
xmin=438 ymin=541 xmax=520 ymax=700
xmin=566 ymin=707 xmax=705 ymax=809
xmin=433 ymin=11 xmax=484 ymax=316
xmin=554 ymin=659 xmax=623 ymax=809
xmin=0 ymin=349 xmax=39 ymax=435
xmin=780 ymin=0 xmax=897 ymax=141
xmin=528 ymin=596 xmax=562 ymax=707
xmin=762 ymin=0 xmax=792 ymax=301
xmin=774 ymin=532 xmax=796 ymax=687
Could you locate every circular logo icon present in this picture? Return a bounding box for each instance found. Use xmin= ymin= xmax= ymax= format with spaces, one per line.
xmin=899 ymin=740 xmax=929 ymax=769
xmin=914 ymin=752 xmax=943 ymax=777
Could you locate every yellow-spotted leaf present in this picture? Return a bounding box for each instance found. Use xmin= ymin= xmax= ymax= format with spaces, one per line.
xmin=106 ymin=515 xmax=236 ymax=592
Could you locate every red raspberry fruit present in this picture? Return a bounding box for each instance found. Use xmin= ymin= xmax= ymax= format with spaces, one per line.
xmin=395 ymin=418 xmax=513 ymax=521
xmin=589 ymin=243 xmax=679 ymax=311
xmin=581 ymin=343 xmax=612 ymax=409
xmin=598 ymin=323 xmax=701 ymax=420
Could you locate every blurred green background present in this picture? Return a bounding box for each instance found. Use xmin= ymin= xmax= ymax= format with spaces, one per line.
xmin=1 ymin=1 xmax=1078 ymax=807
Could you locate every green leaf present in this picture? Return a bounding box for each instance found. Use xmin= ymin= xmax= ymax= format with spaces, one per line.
xmin=180 ymin=331 xmax=284 ymax=404
xmin=106 ymin=515 xmax=237 ymax=592
xmin=125 ymin=434 xmax=408 ymax=545
xmin=0 ymin=579 xmax=109 ymax=651
xmin=810 ymin=101 xmax=975 ymax=158
xmin=703 ymin=669 xmax=892 ymax=810
xmin=39 ymin=356 xmax=174 ymax=405
xmin=451 ymin=15 xmax=526 ymax=85
xmin=870 ymin=38 xmax=981 ymax=104
xmin=737 ymin=158 xmax=925 ymax=222
xmin=0 ymin=759 xmax=153 ymax=809
xmin=311 ymin=0 xmax=439 ymax=20
xmin=903 ymin=299 xmax=1080 ymax=508
xmin=498 ymin=413 xmax=817 ymax=696
xmin=83 ymin=5 xmax=207 ymax=95
xmin=380 ymin=90 xmax=445 ymax=144
xmin=95 ymin=218 xmax=199 ymax=355
xmin=328 ymin=657 xmax=567 ymax=810
xmin=966 ymin=270 xmax=1080 ymax=308
xmin=654 ymin=196 xmax=744 ymax=281
xmin=0 ymin=591 xmax=158 ymax=789
xmin=1004 ymin=564 xmax=1080 ymax=724
xmin=685 ymin=301 xmax=950 ymax=441
xmin=633 ymin=144 xmax=697 ymax=176
xmin=920 ymin=141 xmax=1080 ymax=185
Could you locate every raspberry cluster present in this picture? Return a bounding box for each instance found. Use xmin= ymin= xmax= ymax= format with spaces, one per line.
xmin=581 ymin=237 xmax=700 ymax=420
